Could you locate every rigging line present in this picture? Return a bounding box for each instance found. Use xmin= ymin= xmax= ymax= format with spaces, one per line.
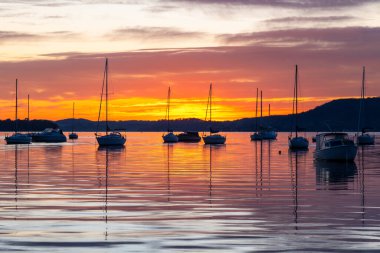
xmin=291 ymin=66 xmax=296 ymax=136
xmin=255 ymin=87 xmax=258 ymax=132
xmin=357 ymin=66 xmax=365 ymax=133
xmin=167 ymin=87 xmax=170 ymax=131
xmin=205 ymin=83 xmax=211 ymax=121
xmin=295 ymin=65 xmax=298 ymax=136
xmin=96 ymin=59 xmax=107 ymax=134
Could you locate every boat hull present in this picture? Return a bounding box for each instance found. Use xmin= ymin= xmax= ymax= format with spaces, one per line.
xmin=32 ymin=135 xmax=67 ymax=143
xmin=203 ymin=134 xmax=226 ymax=144
xmin=177 ymin=133 xmax=201 ymax=142
xmin=97 ymin=134 xmax=126 ymax=146
xmin=289 ymin=136 xmax=309 ymax=150
xmin=357 ymin=134 xmax=375 ymax=145
xmin=261 ymin=131 xmax=277 ymax=140
xmin=250 ymin=132 xmax=263 ymax=141
xmin=314 ymin=145 xmax=357 ymax=161
xmin=163 ymin=132 xmax=178 ymax=143
xmin=251 ymin=131 xmax=277 ymax=141
xmin=5 ymin=134 xmax=32 ymax=144
xmin=69 ymin=133 xmax=78 ymax=139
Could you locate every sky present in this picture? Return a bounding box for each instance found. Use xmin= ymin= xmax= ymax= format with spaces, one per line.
xmin=0 ymin=0 xmax=379 ymax=121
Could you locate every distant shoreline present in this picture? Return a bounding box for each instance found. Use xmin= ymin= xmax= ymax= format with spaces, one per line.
xmin=1 ymin=97 xmax=380 ymax=132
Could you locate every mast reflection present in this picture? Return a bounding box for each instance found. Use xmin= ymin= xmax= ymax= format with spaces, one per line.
xmin=289 ymin=151 xmax=299 ymax=230
xmin=166 ymin=143 xmax=173 ymax=202
xmin=14 ymin=146 xmax=19 ymax=212
xmin=358 ymin=146 xmax=366 ymax=225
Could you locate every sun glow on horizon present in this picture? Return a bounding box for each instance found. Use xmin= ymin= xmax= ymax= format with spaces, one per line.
xmin=0 ymin=96 xmax=361 ymax=122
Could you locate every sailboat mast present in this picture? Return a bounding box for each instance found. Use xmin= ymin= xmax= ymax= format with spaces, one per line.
xmin=72 ymin=102 xmax=75 ymax=133
xmin=210 ymin=83 xmax=212 ymax=123
xmin=105 ymin=58 xmax=109 ymax=135
xmin=15 ymin=79 xmax=18 ymax=133
xmin=255 ymin=88 xmax=258 ymax=131
xmin=260 ymin=90 xmax=263 ymax=128
xmin=269 ymin=104 xmax=271 ymax=116
xmin=295 ymin=65 xmax=298 ymax=138
xmin=167 ymin=87 xmax=171 ymax=132
xmin=362 ymin=66 xmax=365 ymax=99
xmin=358 ymin=66 xmax=365 ymax=133
xmin=27 ymin=94 xmax=30 ymax=134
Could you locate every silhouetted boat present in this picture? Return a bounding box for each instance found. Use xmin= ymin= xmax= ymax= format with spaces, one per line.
xmin=176 ymin=131 xmax=201 ymax=142
xmin=162 ymin=86 xmax=178 ymax=143
xmin=314 ymin=133 xmax=357 ymax=161
xmin=251 ymin=88 xmax=263 ymax=141
xmin=5 ymin=79 xmax=32 ymax=144
xmin=95 ymin=58 xmax=126 ymax=146
xmin=289 ymin=65 xmax=309 ymax=150
xmin=32 ymin=128 xmax=67 ymax=142
xmin=202 ymin=83 xmax=226 ymax=145
xmin=251 ymin=90 xmax=277 ymax=141
xmin=356 ymin=67 xmax=375 ymax=145
xmin=69 ymin=102 xmax=78 ymax=140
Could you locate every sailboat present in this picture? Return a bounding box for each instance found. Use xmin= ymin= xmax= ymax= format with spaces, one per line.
xmin=69 ymin=102 xmax=79 ymax=140
xmin=95 ymin=58 xmax=126 ymax=146
xmin=251 ymin=88 xmax=262 ymax=141
xmin=162 ymin=86 xmax=178 ymax=143
xmin=357 ymin=66 xmax=375 ymax=145
xmin=289 ymin=65 xmax=309 ymax=150
xmin=251 ymin=90 xmax=277 ymax=141
xmin=261 ymin=103 xmax=278 ymax=140
xmin=5 ymin=79 xmax=32 ymax=144
xmin=202 ymin=83 xmax=226 ymax=145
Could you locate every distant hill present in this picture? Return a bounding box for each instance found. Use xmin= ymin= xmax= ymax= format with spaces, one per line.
xmin=0 ymin=119 xmax=58 ymax=132
xmin=55 ymin=97 xmax=380 ymax=132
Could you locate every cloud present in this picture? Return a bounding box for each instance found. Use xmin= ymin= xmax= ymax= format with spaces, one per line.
xmin=108 ymin=27 xmax=205 ymax=41
xmin=266 ymin=16 xmax=355 ymax=24
xmin=0 ymin=30 xmax=82 ymax=44
xmin=164 ymin=0 xmax=377 ymax=9
xmin=0 ymin=31 xmax=42 ymax=43
xmin=0 ymin=0 xmax=78 ymax=7
xmin=218 ymin=26 xmax=380 ymax=49
xmin=0 ymin=25 xmax=379 ymax=118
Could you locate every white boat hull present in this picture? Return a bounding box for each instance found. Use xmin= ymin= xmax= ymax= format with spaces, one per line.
xmin=203 ymin=134 xmax=226 ymax=144
xmin=97 ymin=134 xmax=126 ymax=146
xmin=163 ymin=132 xmax=178 ymax=143
xmin=314 ymin=145 xmax=357 ymax=161
xmin=5 ymin=133 xmax=32 ymax=144
xmin=289 ymin=136 xmax=309 ymax=149
xmin=357 ymin=134 xmax=375 ymax=145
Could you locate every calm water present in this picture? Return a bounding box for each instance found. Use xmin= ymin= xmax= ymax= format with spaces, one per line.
xmin=0 ymin=132 xmax=380 ymax=252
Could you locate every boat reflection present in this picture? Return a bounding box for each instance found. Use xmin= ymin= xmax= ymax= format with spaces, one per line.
xmin=253 ymin=140 xmax=274 ymax=195
xmin=315 ymin=160 xmax=357 ymax=190
xmin=104 ymin=148 xmax=109 ymax=240
xmin=96 ymin=146 xmax=124 ymax=241
xmin=97 ymin=145 xmax=125 ymax=152
xmin=202 ymin=144 xmax=225 ymax=205
xmin=358 ymin=146 xmax=367 ymax=225
xmin=289 ymin=151 xmax=306 ymax=230
xmin=14 ymin=146 xmax=19 ymax=211
xmin=165 ymin=143 xmax=173 ymax=201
